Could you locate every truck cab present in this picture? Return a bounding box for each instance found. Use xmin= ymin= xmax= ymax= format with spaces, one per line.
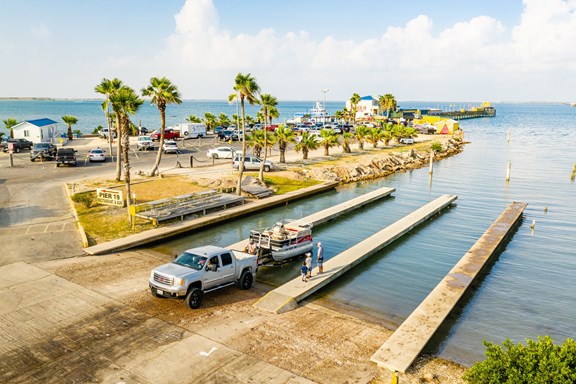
xmin=149 ymin=245 xmax=258 ymax=309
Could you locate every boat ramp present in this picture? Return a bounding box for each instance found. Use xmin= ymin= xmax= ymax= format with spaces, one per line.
xmin=253 ymin=194 xmax=458 ymax=314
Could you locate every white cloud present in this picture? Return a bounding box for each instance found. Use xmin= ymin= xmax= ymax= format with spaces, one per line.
xmin=137 ymin=0 xmax=576 ymax=100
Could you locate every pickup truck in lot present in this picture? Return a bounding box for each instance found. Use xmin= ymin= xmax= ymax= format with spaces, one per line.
xmin=30 ymin=142 xmax=57 ymax=161
xmin=2 ymin=138 xmax=33 ymax=153
xmin=150 ymin=128 xmax=180 ymax=141
xmin=55 ymin=148 xmax=77 ymax=166
xmin=149 ymin=245 xmax=258 ymax=309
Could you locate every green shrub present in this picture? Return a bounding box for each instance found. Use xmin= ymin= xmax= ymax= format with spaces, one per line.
xmin=430 ymin=142 xmax=443 ymax=152
xmin=92 ymin=126 xmax=103 ymax=134
xmin=71 ymin=192 xmax=96 ymax=208
xmin=463 ymin=336 xmax=576 ymax=384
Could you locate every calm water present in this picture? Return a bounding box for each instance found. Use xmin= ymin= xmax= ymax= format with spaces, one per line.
xmin=3 ymin=100 xmax=575 ymax=365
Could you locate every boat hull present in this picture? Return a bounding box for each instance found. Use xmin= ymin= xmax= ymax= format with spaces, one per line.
xmin=270 ymin=242 xmax=314 ymax=261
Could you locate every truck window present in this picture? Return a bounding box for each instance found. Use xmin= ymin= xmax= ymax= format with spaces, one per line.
xmin=208 ymin=256 xmax=220 ymax=267
xmin=221 ymin=253 xmax=233 ymax=266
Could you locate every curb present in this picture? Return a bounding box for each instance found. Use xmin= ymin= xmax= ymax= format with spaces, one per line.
xmin=64 ymin=183 xmax=90 ymax=248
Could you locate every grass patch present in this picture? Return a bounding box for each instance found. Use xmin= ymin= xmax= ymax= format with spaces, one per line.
xmin=262 ymin=174 xmax=321 ymax=194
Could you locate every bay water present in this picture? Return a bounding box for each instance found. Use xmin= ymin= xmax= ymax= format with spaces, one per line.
xmin=2 ymin=99 xmax=574 ymax=365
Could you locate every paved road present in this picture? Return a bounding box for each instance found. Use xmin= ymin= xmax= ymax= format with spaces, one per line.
xmin=0 ymin=135 xmax=240 ymax=266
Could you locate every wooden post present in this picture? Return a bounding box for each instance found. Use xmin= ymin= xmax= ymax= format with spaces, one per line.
xmin=189 ymin=155 xmax=194 ymax=168
xmin=506 ymin=161 xmax=511 ymax=182
xmin=428 ymin=151 xmax=434 ymax=175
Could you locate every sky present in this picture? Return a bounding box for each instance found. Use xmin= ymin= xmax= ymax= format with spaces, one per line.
xmin=1 ymin=0 xmax=575 ymax=102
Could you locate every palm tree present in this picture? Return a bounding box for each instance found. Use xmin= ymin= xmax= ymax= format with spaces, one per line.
xmin=259 ymin=93 xmax=278 ymax=181
xmin=335 ymin=110 xmax=344 ymax=124
xmin=366 ymin=127 xmax=385 ymax=148
xmin=61 ymin=115 xmax=78 ymax=140
xmin=246 ymin=130 xmax=264 ymax=157
xmin=95 ymin=78 xmax=124 ymax=180
xmin=382 ymin=93 xmax=397 ymax=118
xmin=141 ymin=77 xmax=182 ymax=176
xmin=294 ymin=132 xmax=319 ymax=160
xmin=355 ymin=125 xmax=369 ymax=150
xmin=3 ymin=118 xmax=19 ymax=138
xmin=109 ymin=86 xmax=144 ymax=222
xmin=349 ymin=93 xmax=361 ymax=125
xmin=274 ymin=124 xmax=296 ymax=163
xmin=341 ymin=131 xmax=355 ymax=153
xmin=217 ymin=113 xmax=230 ymax=127
xmin=186 ymin=115 xmax=202 ymax=123
xmin=318 ymin=128 xmax=340 ymax=156
xmin=228 ymin=73 xmax=260 ymax=195
xmin=204 ymin=112 xmax=216 ymax=132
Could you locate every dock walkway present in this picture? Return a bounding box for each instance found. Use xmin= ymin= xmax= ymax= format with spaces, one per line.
xmin=253 ymin=195 xmax=458 ymax=314
xmin=371 ymin=201 xmax=527 ymax=373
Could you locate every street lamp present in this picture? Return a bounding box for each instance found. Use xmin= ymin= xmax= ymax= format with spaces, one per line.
xmin=321 ymin=88 xmax=329 ymax=127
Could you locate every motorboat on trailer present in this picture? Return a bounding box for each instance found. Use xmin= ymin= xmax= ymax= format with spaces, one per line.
xmin=249 ymin=220 xmax=314 ymax=263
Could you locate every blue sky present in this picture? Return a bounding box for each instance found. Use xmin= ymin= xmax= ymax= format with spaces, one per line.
xmin=1 ymin=0 xmax=574 ymax=102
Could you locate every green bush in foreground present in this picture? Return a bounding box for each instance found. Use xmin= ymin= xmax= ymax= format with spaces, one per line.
xmin=463 ymin=336 xmax=576 ymax=384
xmin=71 ymin=192 xmax=96 ymax=208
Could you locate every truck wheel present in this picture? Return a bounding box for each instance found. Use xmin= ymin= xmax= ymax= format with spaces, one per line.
xmin=185 ymin=288 xmax=204 ymax=309
xmin=238 ymin=270 xmax=253 ymax=290
xmin=15 ymin=147 xmax=20 ymax=153
xmin=264 ymin=165 xmax=271 ymax=172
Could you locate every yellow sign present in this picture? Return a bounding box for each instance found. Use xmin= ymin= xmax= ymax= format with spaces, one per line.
xmin=96 ymin=188 xmax=124 ymax=207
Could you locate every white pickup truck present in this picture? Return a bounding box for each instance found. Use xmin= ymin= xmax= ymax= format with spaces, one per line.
xmin=149 ymin=245 xmax=258 ymax=309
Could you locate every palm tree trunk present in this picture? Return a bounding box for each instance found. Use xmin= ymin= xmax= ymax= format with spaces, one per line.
xmin=259 ymin=112 xmax=268 ymax=182
xmin=106 ymin=105 xmax=114 ymax=161
xmin=324 ymin=145 xmax=329 ymax=156
xmin=115 ymin=116 xmax=122 ymax=181
xmin=149 ymin=107 xmax=166 ymax=176
xmin=279 ymin=143 xmax=286 ymax=163
xmin=121 ymin=116 xmax=132 ymax=224
xmin=303 ymin=148 xmax=308 ymax=160
xmin=237 ymin=98 xmax=246 ymax=196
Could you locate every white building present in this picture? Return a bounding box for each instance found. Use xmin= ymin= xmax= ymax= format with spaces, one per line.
xmin=11 ymin=118 xmax=59 ymax=143
xmin=346 ymin=95 xmax=382 ymax=120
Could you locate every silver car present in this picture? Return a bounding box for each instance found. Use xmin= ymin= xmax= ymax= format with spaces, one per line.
xmin=232 ymin=155 xmax=274 ymax=172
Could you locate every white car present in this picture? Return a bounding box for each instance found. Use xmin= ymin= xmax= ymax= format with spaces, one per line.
xmin=163 ymin=140 xmax=179 ymax=154
xmin=137 ymin=136 xmax=154 ymax=151
xmin=399 ymin=137 xmax=415 ymax=144
xmin=88 ymin=148 xmax=106 ymax=162
xmin=207 ymin=146 xmax=236 ymax=159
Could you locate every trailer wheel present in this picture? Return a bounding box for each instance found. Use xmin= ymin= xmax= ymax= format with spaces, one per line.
xmin=185 ymin=288 xmax=204 ymax=309
xmin=238 ymin=270 xmax=253 ymax=290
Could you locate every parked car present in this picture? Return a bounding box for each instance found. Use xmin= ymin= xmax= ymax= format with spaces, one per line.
xmin=207 ymin=146 xmax=236 ymax=159
xmin=30 ymin=142 xmax=56 ymax=161
xmin=139 ymin=127 xmax=149 ymax=135
xmin=218 ymin=130 xmax=241 ymax=141
xmin=88 ymin=148 xmax=106 ymax=162
xmin=232 ymin=155 xmax=274 ymax=172
xmin=150 ymin=128 xmax=180 ymax=141
xmin=55 ymin=148 xmax=77 ymax=167
xmin=399 ymin=137 xmax=415 ymax=144
xmin=98 ymin=128 xmax=117 ymax=139
xmin=137 ymin=136 xmax=154 ymax=151
xmin=213 ymin=126 xmax=225 ymax=135
xmin=163 ymin=140 xmax=179 ymax=154
xmin=149 ymin=245 xmax=258 ymax=309
xmin=2 ymin=138 xmax=33 ymax=153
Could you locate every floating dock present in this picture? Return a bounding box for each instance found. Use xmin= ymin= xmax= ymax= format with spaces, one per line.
xmin=371 ymin=201 xmax=527 ymax=373
xmin=253 ymin=195 xmax=457 ymax=314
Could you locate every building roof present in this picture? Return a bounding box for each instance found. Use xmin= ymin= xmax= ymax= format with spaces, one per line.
xmin=26 ymin=118 xmax=58 ymax=127
xmin=360 ymin=95 xmax=376 ymax=101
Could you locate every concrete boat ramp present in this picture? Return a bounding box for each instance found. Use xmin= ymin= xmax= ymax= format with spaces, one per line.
xmin=371 ymin=201 xmax=527 ymax=374
xmin=254 ymin=194 xmax=458 ymax=314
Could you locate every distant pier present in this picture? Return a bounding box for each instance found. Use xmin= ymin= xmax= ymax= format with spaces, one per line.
xmin=434 ymin=107 xmax=496 ymax=120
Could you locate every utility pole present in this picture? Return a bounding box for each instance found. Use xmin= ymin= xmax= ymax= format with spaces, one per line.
xmin=321 ymin=88 xmax=329 ymax=127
